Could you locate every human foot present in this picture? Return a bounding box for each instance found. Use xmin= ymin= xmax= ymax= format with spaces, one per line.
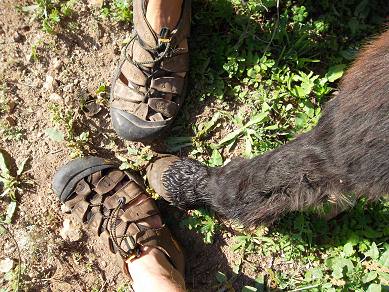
xmin=110 ymin=0 xmax=191 ymax=141
xmin=52 ymin=156 xmax=185 ymax=285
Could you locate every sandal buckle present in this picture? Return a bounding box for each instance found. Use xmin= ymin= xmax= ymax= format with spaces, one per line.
xmin=125 ymin=246 xmax=142 ymax=262
xmin=158 ymin=27 xmax=172 ymax=45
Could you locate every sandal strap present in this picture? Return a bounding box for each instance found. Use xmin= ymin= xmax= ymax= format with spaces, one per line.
xmin=95 ymin=169 xmax=126 ymax=195
xmin=104 ymin=181 xmax=144 ymax=209
xmin=160 ymin=52 xmax=189 ymax=73
xmin=133 ymin=0 xmax=159 ymax=48
xmin=121 ymin=198 xmax=160 ymax=222
xmin=132 ymin=38 xmax=155 ymax=68
xmin=111 ymin=100 xmax=149 ymax=120
xmin=114 ymin=79 xmax=146 ymax=103
xmin=121 ymin=60 xmax=147 ymax=87
xmin=150 ymin=76 xmax=185 ymax=94
xmin=148 ymin=98 xmax=179 ymax=118
xmin=137 ymin=226 xmax=185 ymax=275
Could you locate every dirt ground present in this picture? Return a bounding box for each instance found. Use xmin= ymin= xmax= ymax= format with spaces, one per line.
xmin=0 ymin=1 xmax=270 ymax=291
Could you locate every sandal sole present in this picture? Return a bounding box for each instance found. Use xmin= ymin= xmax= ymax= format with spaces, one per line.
xmin=52 ymin=156 xmax=117 ymax=203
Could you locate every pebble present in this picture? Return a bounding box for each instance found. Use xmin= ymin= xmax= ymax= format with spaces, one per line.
xmin=88 ymin=0 xmax=104 ymax=7
xmin=100 ymin=261 xmax=107 ymax=268
xmin=60 ymin=204 xmax=72 ymax=213
xmin=63 ymin=83 xmax=74 ymax=93
xmin=3 ymin=242 xmax=16 ymax=254
xmin=13 ymin=31 xmax=24 ymax=43
xmin=42 ymin=75 xmax=58 ymax=93
xmin=52 ymin=58 xmax=62 ymax=70
xmin=0 ymin=258 xmax=14 ymax=273
xmin=60 ymin=218 xmax=83 ymax=242
xmin=49 ymin=93 xmax=62 ymax=102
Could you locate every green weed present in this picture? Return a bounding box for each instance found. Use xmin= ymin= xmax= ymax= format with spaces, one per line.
xmin=22 ymin=0 xmax=77 ymax=34
xmin=116 ymin=146 xmax=154 ymax=171
xmin=180 ymin=208 xmax=219 ymax=244
xmin=46 ymin=103 xmax=90 ymax=158
xmin=163 ymin=0 xmax=389 ymax=290
xmin=228 ymin=201 xmax=389 ymax=290
xmin=100 ymin=0 xmax=132 ymax=23
xmin=0 ymin=150 xmax=28 ymax=203
xmin=0 ymin=149 xmax=29 ymax=255
xmin=116 ymin=283 xmax=131 ymax=292
xmin=0 ymin=121 xmax=24 ymax=142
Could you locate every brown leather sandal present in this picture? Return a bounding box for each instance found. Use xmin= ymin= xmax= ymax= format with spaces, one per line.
xmin=110 ymin=0 xmax=191 ymax=141
xmin=52 ymin=156 xmax=185 ymax=281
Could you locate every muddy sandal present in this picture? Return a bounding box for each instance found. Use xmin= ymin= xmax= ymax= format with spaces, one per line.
xmin=110 ymin=0 xmax=191 ymax=141
xmin=52 ymin=156 xmax=185 ymax=281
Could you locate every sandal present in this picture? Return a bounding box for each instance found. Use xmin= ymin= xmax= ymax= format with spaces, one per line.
xmin=52 ymin=156 xmax=185 ymax=281
xmin=110 ymin=0 xmax=191 ymax=141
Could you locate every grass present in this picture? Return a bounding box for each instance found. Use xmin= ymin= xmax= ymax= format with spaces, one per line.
xmin=100 ymin=0 xmax=133 ymax=23
xmin=20 ymin=0 xmax=77 ymax=34
xmin=167 ymin=0 xmax=389 ymax=290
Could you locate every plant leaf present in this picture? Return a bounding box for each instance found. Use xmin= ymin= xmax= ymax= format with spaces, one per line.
xmin=343 ymin=242 xmax=354 ymax=257
xmin=362 ymin=271 xmax=377 ymax=283
xmin=245 ymin=112 xmax=268 ymax=128
xmin=325 ymin=64 xmax=346 ymax=82
xmin=196 ymin=112 xmax=220 ymax=139
xmin=208 ymin=149 xmax=223 ymax=167
xmin=218 ymin=128 xmax=243 ymax=146
xmin=379 ymin=249 xmax=389 ymax=267
xmin=366 ymin=283 xmax=381 ymax=292
xmin=242 ymin=286 xmax=257 ymax=292
xmin=215 ymin=271 xmax=227 ymax=283
xmin=5 ymin=201 xmax=17 ymax=224
xmin=17 ymin=157 xmax=29 ymax=176
xmin=365 ymin=242 xmax=380 ymax=260
xmin=0 ymin=149 xmax=12 ymax=175
xmin=45 ymin=127 xmax=65 ymax=141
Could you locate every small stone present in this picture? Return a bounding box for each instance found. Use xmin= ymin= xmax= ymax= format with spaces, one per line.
xmin=52 ymin=58 xmax=62 ymax=70
xmin=0 ymin=258 xmax=14 ymax=273
xmin=63 ymin=83 xmax=74 ymax=93
xmin=88 ymin=0 xmax=104 ymax=7
xmin=60 ymin=218 xmax=83 ymax=242
xmin=60 ymin=204 xmax=72 ymax=213
xmin=84 ymin=102 xmax=101 ymax=117
xmin=49 ymin=93 xmax=62 ymax=101
xmin=100 ymin=261 xmax=107 ymax=268
xmin=5 ymin=116 xmax=16 ymax=126
xmin=13 ymin=32 xmax=24 ymax=43
xmin=43 ymin=75 xmax=58 ymax=93
xmin=8 ymin=100 xmax=16 ymax=113
xmin=3 ymin=242 xmax=16 ymax=254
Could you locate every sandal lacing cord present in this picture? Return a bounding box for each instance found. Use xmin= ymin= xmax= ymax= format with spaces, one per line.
xmin=123 ymin=30 xmax=186 ymax=101
xmin=109 ymin=198 xmax=141 ymax=259
xmin=86 ymin=197 xmax=141 ymax=260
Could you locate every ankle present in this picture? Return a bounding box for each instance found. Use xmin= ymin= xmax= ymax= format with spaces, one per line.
xmin=128 ymin=247 xmax=186 ymax=292
xmin=145 ymin=0 xmax=183 ymax=33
